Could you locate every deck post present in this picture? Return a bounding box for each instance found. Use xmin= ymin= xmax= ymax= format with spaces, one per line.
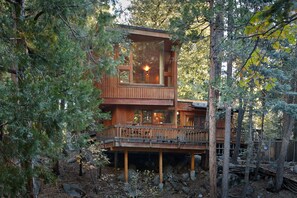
xmin=190 ymin=153 xmax=196 ymax=180
xmin=159 ymin=150 xmax=163 ymax=190
xmin=124 ymin=150 xmax=128 ymax=183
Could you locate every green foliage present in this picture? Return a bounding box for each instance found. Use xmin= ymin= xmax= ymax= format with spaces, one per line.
xmin=0 ymin=0 xmax=120 ymax=196
xmin=178 ymin=43 xmax=209 ymax=100
xmin=128 ymin=0 xmax=180 ymax=30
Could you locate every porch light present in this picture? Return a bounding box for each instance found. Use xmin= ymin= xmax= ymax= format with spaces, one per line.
xmin=143 ymin=65 xmax=151 ymax=72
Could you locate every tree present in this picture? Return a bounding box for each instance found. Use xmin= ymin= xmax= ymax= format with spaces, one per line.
xmin=0 ymin=0 xmax=121 ymax=196
xmin=243 ymin=1 xmax=297 ymax=191
xmin=222 ymin=1 xmax=234 ymax=197
xmin=128 ymin=0 xmax=209 ymax=100
xmin=128 ymin=0 xmax=179 ymax=29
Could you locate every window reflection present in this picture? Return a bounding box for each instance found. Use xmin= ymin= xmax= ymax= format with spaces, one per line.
xmin=133 ymin=110 xmax=173 ymax=125
xmin=132 ymin=41 xmax=164 ymax=84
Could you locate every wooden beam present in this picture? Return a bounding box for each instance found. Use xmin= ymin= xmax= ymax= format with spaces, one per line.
xmin=102 ymin=98 xmax=174 ymax=106
xmin=128 ymin=29 xmax=170 ymax=39
xmin=124 ymin=150 xmax=128 ymax=183
xmin=172 ymin=50 xmax=178 ymax=127
xmin=191 ymin=153 xmax=195 ymax=171
xmin=159 ymin=150 xmax=163 ymax=184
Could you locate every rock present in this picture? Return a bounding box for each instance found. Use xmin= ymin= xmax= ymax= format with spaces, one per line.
xmin=190 ymin=170 xmax=196 ymax=181
xmin=67 ymin=157 xmax=77 ymax=163
xmin=168 ymin=179 xmax=181 ymax=191
xmin=294 ymin=165 xmax=297 ymax=173
xmin=153 ymin=175 xmax=160 ymax=186
xmin=266 ymin=177 xmax=274 ymax=190
xmin=182 ymin=186 xmax=190 ymax=194
xmin=117 ymin=169 xmax=138 ymax=182
xmin=195 ymin=155 xmax=202 ymax=167
xmin=246 ymin=184 xmax=254 ymax=196
xmin=164 ymin=165 xmax=173 ymax=175
xmin=124 ymin=183 xmax=142 ymax=198
xmin=217 ymin=173 xmax=240 ymax=187
xmin=62 ymin=183 xmax=86 ymax=198
xmin=159 ymin=183 xmax=164 ymax=191
xmin=181 ymin=172 xmax=189 ymax=181
xmin=176 ymin=160 xmax=188 ymax=173
xmin=198 ymin=193 xmax=203 ymax=198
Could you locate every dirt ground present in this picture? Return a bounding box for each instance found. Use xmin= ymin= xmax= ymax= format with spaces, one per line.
xmin=38 ymin=159 xmax=297 ymax=198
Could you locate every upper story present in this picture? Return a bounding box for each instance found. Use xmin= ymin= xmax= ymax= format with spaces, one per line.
xmin=95 ymin=25 xmax=178 ymax=106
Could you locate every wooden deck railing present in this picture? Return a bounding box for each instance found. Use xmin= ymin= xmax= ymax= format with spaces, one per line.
xmin=97 ymin=125 xmax=209 ymax=144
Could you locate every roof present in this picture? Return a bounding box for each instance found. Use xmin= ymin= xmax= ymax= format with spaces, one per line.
xmin=116 ymin=24 xmax=172 ymax=40
xmin=117 ymin=24 xmax=169 ymax=34
xmin=177 ymin=99 xmax=208 ymax=109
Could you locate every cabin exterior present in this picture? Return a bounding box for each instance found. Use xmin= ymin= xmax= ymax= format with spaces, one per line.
xmin=96 ymin=25 xmax=238 ymax=184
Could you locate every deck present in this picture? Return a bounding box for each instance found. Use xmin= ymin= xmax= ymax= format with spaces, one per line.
xmin=97 ymin=125 xmax=209 ymax=153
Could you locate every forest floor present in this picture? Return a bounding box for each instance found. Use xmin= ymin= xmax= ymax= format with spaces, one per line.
xmin=39 ymin=155 xmax=297 ymax=198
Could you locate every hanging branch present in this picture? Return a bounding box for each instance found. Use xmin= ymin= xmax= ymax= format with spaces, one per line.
xmin=235 ymin=37 xmax=259 ymax=77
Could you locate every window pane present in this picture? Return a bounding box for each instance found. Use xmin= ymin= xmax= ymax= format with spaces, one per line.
xmin=153 ymin=111 xmax=173 ymax=124
xmin=132 ymin=41 xmax=164 ymax=84
xmin=185 ymin=115 xmax=194 ymax=126
xmin=142 ymin=110 xmax=152 ymax=123
xmin=119 ymin=70 xmax=129 ymax=83
xmin=133 ymin=110 xmax=141 ymax=124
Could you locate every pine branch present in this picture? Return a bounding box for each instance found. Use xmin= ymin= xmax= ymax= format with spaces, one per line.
xmin=235 ymin=37 xmax=259 ymax=77
xmin=0 ymin=66 xmax=17 ymax=74
xmin=4 ymin=0 xmax=17 ymax=4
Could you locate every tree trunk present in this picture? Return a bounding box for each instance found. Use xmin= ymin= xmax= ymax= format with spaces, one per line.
xmin=79 ymin=149 xmax=83 ymax=176
xmin=0 ymin=122 xmax=3 ymax=141
xmin=275 ymin=70 xmax=296 ymax=191
xmin=222 ymin=1 xmax=234 ymax=197
xmin=209 ymin=0 xmax=217 ymax=196
xmin=242 ymin=102 xmax=254 ymax=197
xmin=53 ymin=160 xmax=60 ymax=176
xmin=222 ymin=106 xmax=231 ymax=198
xmin=255 ymin=98 xmax=265 ymax=179
xmin=231 ymin=98 xmax=246 ymax=163
xmin=275 ymin=113 xmax=295 ymax=191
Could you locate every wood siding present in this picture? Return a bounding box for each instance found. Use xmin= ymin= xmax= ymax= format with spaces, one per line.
xmin=96 ymin=75 xmax=175 ymax=104
xmin=98 ymin=125 xmax=208 ymax=144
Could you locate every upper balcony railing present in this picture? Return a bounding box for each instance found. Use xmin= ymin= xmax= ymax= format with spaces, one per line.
xmin=95 ymin=76 xmax=175 ymax=105
xmin=97 ymin=125 xmax=209 ymax=144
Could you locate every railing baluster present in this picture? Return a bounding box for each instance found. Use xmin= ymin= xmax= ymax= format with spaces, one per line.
xmin=98 ymin=125 xmax=212 ymax=145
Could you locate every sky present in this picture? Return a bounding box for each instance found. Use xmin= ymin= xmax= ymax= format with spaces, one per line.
xmin=114 ymin=0 xmax=131 ymax=23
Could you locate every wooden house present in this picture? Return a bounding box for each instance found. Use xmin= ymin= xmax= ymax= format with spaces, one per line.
xmin=96 ymin=25 xmax=238 ymax=184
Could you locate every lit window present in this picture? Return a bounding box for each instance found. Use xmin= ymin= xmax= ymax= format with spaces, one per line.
xmin=119 ymin=70 xmax=129 ymax=83
xmin=132 ymin=41 xmax=164 ymax=84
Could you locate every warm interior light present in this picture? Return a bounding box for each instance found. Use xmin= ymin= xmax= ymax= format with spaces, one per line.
xmin=143 ymin=65 xmax=150 ymax=72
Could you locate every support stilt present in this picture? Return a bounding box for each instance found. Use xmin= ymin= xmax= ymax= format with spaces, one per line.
xmin=159 ymin=150 xmax=163 ymax=190
xmin=190 ymin=153 xmax=196 ymax=180
xmin=124 ymin=150 xmax=128 ymax=183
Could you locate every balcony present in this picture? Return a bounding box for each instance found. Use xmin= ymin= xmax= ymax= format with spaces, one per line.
xmin=96 ymin=77 xmax=175 ymax=105
xmin=97 ymin=125 xmax=209 ymax=153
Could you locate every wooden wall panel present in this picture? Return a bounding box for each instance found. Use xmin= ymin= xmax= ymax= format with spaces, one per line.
xmin=97 ymin=75 xmax=175 ymax=101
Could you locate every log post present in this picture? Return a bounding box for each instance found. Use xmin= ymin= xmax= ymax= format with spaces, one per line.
xmin=191 ymin=153 xmax=195 ymax=171
xmin=190 ymin=153 xmax=196 ymax=180
xmin=159 ymin=150 xmax=164 ymax=190
xmin=124 ymin=150 xmax=128 ymax=183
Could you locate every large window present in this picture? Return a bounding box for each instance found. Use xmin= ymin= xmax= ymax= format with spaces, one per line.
xmin=132 ymin=41 xmax=164 ymax=84
xmin=133 ymin=110 xmax=173 ymax=125
xmin=119 ymin=41 xmax=165 ymax=85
